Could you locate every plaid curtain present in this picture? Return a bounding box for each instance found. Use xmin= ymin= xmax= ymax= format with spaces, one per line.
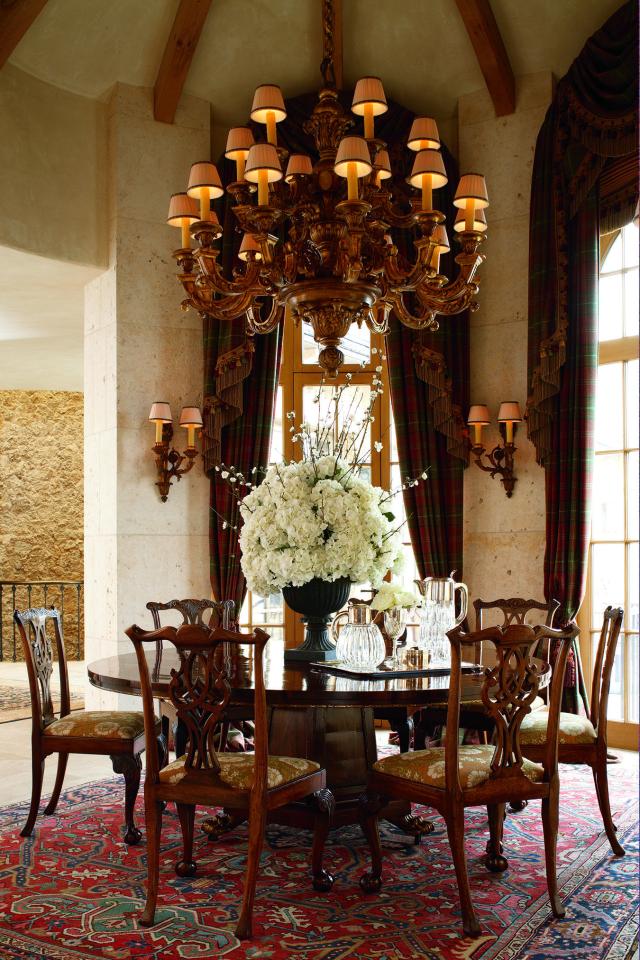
xmin=527 ymin=1 xmax=638 ymax=711
xmin=386 ymin=144 xmax=469 ymax=579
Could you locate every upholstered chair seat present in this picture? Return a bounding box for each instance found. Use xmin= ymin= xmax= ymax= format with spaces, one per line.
xmin=43 ymin=710 xmax=157 ymax=740
xmin=373 ymin=745 xmax=544 ymax=790
xmin=160 ymin=753 xmax=320 ymax=790
xmin=520 ymin=710 xmax=597 ymax=746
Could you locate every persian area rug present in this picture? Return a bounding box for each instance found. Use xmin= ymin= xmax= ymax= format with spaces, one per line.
xmin=0 ymin=758 xmax=637 ymax=960
xmin=0 ymin=682 xmax=84 ymax=723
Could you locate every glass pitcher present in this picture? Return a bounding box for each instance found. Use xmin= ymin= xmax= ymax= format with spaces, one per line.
xmin=414 ymin=572 xmax=468 ymax=665
xmin=331 ymin=602 xmax=386 ymax=672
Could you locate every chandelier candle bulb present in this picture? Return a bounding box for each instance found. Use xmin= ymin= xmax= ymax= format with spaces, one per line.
xmin=407 ymin=117 xmax=440 ymax=151
xmin=225 ymin=127 xmax=255 ymax=181
xmin=352 ymin=76 xmax=388 ymax=140
xmin=334 ymin=136 xmax=372 ymax=200
xmin=244 ymin=143 xmax=283 ymax=207
xmin=167 ymin=192 xmax=199 ymax=249
xmin=408 ymin=150 xmax=447 ymax=211
xmin=347 ymin=162 xmax=358 ymax=200
xmin=187 ymin=162 xmax=223 ymax=221
xmin=430 ymin=224 xmax=450 ymax=271
xmin=454 ymin=207 xmax=487 ymax=233
xmin=454 ymin=174 xmax=489 ymax=231
xmin=250 ymin=84 xmax=287 ymax=143
xmin=266 ymin=110 xmax=276 ymax=145
xmin=258 ymin=170 xmax=269 ymax=206
xmin=374 ymin=149 xmax=392 ymax=187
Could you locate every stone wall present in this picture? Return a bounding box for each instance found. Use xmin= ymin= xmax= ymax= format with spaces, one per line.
xmin=0 ymin=390 xmax=84 ymax=658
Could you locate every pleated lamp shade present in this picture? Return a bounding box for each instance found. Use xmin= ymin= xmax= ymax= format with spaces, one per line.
xmin=454 ymin=207 xmax=487 ymax=232
xmin=431 ymin=224 xmax=450 ymax=252
xmin=187 ymin=162 xmax=223 ymax=200
xmin=179 ymin=406 xmax=203 ymax=428
xmin=334 ymin=137 xmax=372 ymax=178
xmin=407 ymin=150 xmax=448 ymax=189
xmin=244 ymin=143 xmax=283 ymax=183
xmin=225 ymin=127 xmax=255 ymax=160
xmin=149 ymin=402 xmax=173 ymax=423
xmin=497 ymin=401 xmax=522 ymax=423
xmin=375 ymin=149 xmax=392 ymax=181
xmin=166 ymin=193 xmax=199 ymax=225
xmin=250 ymin=84 xmax=287 ymax=123
xmin=238 ymin=234 xmax=263 ymax=261
xmin=467 ymin=404 xmax=491 ymax=425
xmin=352 ymin=77 xmax=388 ymax=116
xmin=285 ymin=154 xmax=313 ymax=180
xmin=407 ymin=117 xmax=440 ymax=151
xmin=454 ymin=173 xmax=489 ymax=209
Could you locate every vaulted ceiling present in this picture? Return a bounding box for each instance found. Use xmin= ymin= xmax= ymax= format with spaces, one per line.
xmin=8 ymin=0 xmax=623 ymax=128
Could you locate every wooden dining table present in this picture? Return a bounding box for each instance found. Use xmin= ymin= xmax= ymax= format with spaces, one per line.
xmin=88 ymin=640 xmax=549 ymax=844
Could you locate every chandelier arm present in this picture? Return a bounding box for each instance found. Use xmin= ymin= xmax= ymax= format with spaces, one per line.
xmin=206 ymin=290 xmax=259 ymax=320
xmin=195 ymin=251 xmax=262 ymax=295
xmin=245 ymin=297 xmax=285 ymax=335
xmin=388 ymin=291 xmax=439 ymax=331
xmin=416 ymin=284 xmax=480 ymax=317
xmin=375 ymin=196 xmax=419 ymax=230
xmin=364 ymin=302 xmax=391 ymax=334
xmin=383 ymin=243 xmax=437 ymax=289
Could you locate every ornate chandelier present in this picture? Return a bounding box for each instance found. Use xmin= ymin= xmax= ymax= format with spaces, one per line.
xmin=168 ymin=69 xmax=488 ymax=379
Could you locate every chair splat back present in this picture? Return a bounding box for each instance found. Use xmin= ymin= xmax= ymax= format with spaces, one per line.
xmin=446 ymin=621 xmax=579 ymax=789
xmin=14 ymin=607 xmax=69 ymax=730
xmin=126 ymin=621 xmax=269 ymax=785
xmin=146 ymin=598 xmax=235 ymax=630
xmin=590 ymin=606 xmax=624 ymax=733
xmin=474 ymin=597 xmax=560 ymax=629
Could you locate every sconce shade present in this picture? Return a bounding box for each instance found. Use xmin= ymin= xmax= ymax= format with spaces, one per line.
xmin=334 ymin=137 xmax=373 ymax=178
xmin=351 ymin=76 xmax=388 ymax=116
xmin=167 ymin=193 xmax=199 ymax=225
xmin=225 ymin=126 xmax=255 ymax=159
xmin=238 ymin=233 xmax=263 ymax=261
xmin=285 ymin=154 xmax=313 ymax=180
xmin=407 ymin=117 xmax=440 ymax=151
xmin=375 ymin=149 xmax=392 ymax=180
xmin=149 ymin=402 xmax=173 ymax=423
xmin=250 ymin=84 xmax=287 ymax=123
xmin=454 ymin=173 xmax=489 ymax=209
xmin=187 ymin=162 xmax=223 ymax=200
xmin=179 ymin=406 xmax=203 ymax=428
xmin=467 ymin=404 xmax=491 ymax=425
xmin=407 ymin=149 xmax=448 ymax=189
xmin=454 ymin=207 xmax=487 ymax=232
xmin=432 ymin=224 xmax=450 ymax=252
xmin=244 ymin=143 xmax=283 ymax=183
xmin=497 ymin=401 xmax=523 ymax=423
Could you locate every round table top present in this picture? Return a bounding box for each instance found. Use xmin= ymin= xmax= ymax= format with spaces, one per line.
xmin=87 ymin=640 xmax=550 ymax=709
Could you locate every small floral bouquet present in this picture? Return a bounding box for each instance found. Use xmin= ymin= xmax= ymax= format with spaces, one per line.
xmin=370 ymin=581 xmax=421 ymax=612
xmin=214 ymin=353 xmax=428 ymax=598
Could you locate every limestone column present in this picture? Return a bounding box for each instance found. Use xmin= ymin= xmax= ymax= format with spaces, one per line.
xmin=458 ymin=74 xmax=554 ymax=609
xmin=84 ymin=85 xmax=212 ymax=707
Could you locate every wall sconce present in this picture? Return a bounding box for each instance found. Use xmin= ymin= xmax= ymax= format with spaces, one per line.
xmin=148 ymin=402 xmax=203 ymax=502
xmin=467 ymin=401 xmax=522 ymax=498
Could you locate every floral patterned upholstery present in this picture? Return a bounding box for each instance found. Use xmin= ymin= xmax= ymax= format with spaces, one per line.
xmin=373 ymin=745 xmax=544 ymax=790
xmin=43 ymin=711 xmax=157 ymax=740
xmin=427 ymin=695 xmax=546 ymax=714
xmin=520 ymin=709 xmax=597 ymax=745
xmin=160 ymin=753 xmax=320 ymax=790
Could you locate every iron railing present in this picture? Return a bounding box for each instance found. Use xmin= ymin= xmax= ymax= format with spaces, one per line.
xmin=0 ymin=581 xmax=84 ymax=661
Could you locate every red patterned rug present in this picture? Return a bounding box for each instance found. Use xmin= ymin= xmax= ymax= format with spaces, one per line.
xmin=0 ymin=757 xmax=637 ymax=960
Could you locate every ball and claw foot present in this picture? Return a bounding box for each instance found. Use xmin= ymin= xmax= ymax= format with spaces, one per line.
xmin=123 ymin=825 xmax=142 ymax=845
xmin=313 ymin=869 xmax=335 ymax=892
xmin=509 ymin=799 xmax=528 ymax=812
xmin=203 ymin=813 xmax=233 ymax=841
xmin=175 ymin=859 xmax=197 ymax=877
xmin=360 ymin=873 xmax=382 ymax=893
xmin=485 ymin=852 xmax=509 ymax=872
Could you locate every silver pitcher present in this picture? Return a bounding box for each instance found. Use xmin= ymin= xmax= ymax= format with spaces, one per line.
xmin=414 ymin=572 xmax=468 ymax=664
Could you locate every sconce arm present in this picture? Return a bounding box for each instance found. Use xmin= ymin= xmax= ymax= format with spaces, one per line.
xmin=470 ymin=442 xmax=517 ymax=498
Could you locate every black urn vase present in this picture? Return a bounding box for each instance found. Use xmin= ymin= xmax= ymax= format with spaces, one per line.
xmin=282 ymin=577 xmax=351 ymax=662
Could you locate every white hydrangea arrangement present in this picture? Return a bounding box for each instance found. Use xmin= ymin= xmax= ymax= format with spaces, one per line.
xmin=213 ymin=355 xmax=428 ymax=598
xmin=370 ymin=581 xmax=421 ymax=612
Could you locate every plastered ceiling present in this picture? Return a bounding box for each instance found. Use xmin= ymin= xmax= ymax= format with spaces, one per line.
xmin=9 ymin=0 xmax=624 ymax=126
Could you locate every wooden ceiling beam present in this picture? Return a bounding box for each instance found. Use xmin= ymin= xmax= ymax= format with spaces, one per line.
xmin=453 ymin=0 xmax=515 ymax=116
xmin=0 ymin=0 xmax=49 ymax=70
xmin=154 ymin=0 xmax=212 ymax=124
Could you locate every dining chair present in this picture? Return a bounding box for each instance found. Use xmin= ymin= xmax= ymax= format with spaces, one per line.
xmin=358 ymin=619 xmax=580 ymax=937
xmin=126 ymin=620 xmax=334 ymax=939
xmin=15 ymin=607 xmax=162 ymax=844
xmin=413 ymin=598 xmax=559 ymax=750
xmin=520 ymin=606 xmax=625 ymax=856
xmin=146 ymin=598 xmax=236 ymax=757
